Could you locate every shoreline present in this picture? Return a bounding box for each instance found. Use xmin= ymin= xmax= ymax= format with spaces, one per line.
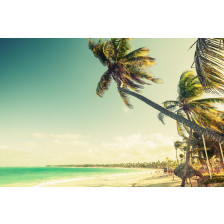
xmin=0 ymin=167 xmax=150 ymax=187
xmin=35 ymin=169 xmax=165 ymax=187
xmin=36 ymin=170 xmax=205 ymax=187
xmin=1 ymin=166 xmax=206 ymax=187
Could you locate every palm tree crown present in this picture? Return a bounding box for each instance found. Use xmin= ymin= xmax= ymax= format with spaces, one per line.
xmin=158 ymin=70 xmax=224 ymax=136
xmin=88 ymin=38 xmax=161 ymax=108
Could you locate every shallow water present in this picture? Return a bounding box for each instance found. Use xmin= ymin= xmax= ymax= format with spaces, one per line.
xmin=0 ymin=167 xmax=143 ymax=187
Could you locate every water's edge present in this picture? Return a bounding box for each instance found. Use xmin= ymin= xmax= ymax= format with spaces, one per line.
xmin=33 ymin=170 xmax=156 ymax=187
xmin=0 ymin=167 xmax=159 ymax=187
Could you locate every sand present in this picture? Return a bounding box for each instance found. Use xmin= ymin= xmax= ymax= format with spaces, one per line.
xmin=36 ymin=169 xmax=191 ymax=187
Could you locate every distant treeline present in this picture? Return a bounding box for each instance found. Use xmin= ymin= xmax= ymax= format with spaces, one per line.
xmin=46 ymin=160 xmax=178 ymax=169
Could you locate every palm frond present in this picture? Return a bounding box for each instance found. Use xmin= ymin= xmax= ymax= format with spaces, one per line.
xmin=88 ymin=39 xmax=109 ymax=66
xmin=110 ymin=38 xmax=119 ymax=58
xmin=88 ymin=38 xmax=95 ymax=51
xmin=124 ymin=56 xmax=155 ymax=68
xmin=120 ymin=74 xmax=143 ymax=92
xmin=176 ymin=110 xmax=189 ymax=137
xmin=96 ymin=70 xmax=112 ymax=97
xmin=176 ymin=121 xmax=186 ymax=137
xmin=191 ymin=108 xmax=224 ymax=134
xmin=123 ymin=47 xmax=149 ymax=60
xmin=118 ymin=87 xmax=133 ymax=108
xmin=103 ymin=41 xmax=115 ymax=60
xmin=129 ymin=73 xmax=151 ymax=85
xmin=192 ymin=98 xmax=224 ymax=104
xmin=163 ymin=100 xmax=179 ymax=109
xmin=127 ymin=67 xmax=161 ymax=84
xmin=183 ymin=124 xmax=190 ymax=134
xmin=178 ymin=71 xmax=204 ymax=100
xmin=189 ymin=102 xmax=215 ymax=111
xmin=158 ymin=112 xmax=166 ymax=124
xmin=117 ymin=38 xmax=132 ymax=59
xmin=194 ymin=38 xmax=224 ymax=93
xmin=158 ymin=102 xmax=179 ymax=124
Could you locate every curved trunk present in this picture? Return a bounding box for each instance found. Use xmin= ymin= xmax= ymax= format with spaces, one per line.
xmin=202 ymin=135 xmax=212 ymax=179
xmin=118 ymin=87 xmax=224 ymax=143
xmin=181 ymin=128 xmax=193 ymax=187
xmin=181 ymin=112 xmax=194 ymax=187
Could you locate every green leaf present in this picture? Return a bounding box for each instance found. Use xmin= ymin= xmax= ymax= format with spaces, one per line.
xmin=96 ymin=70 xmax=112 ymax=97
xmin=194 ymin=38 xmax=224 ymax=93
xmin=118 ymin=87 xmax=133 ymax=108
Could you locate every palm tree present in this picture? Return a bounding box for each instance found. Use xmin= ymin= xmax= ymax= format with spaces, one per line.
xmin=174 ymin=141 xmax=182 ymax=164
xmin=190 ymin=132 xmax=219 ymax=174
xmin=158 ymin=71 xmax=224 ymax=186
xmin=189 ymin=133 xmax=213 ymax=177
xmin=89 ymin=38 xmax=224 ymax=144
xmin=179 ymin=153 xmax=185 ymax=163
xmin=193 ymin=38 xmax=224 ymax=93
xmin=201 ymin=114 xmax=224 ymax=168
xmin=89 ymin=38 xmax=161 ymax=108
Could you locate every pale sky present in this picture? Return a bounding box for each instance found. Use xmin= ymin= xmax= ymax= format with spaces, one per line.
xmin=0 ymin=38 xmax=199 ymax=166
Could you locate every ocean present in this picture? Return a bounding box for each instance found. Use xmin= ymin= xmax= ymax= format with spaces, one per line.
xmin=0 ymin=167 xmax=144 ymax=187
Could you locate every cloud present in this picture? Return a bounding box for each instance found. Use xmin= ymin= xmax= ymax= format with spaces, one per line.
xmin=52 ymin=139 xmax=89 ymax=147
xmin=103 ymin=133 xmax=174 ymax=150
xmin=31 ymin=132 xmax=89 ymax=148
xmin=82 ymin=133 xmax=177 ymax=163
xmin=48 ymin=134 xmax=83 ymax=140
xmin=0 ymin=145 xmax=12 ymax=149
xmin=32 ymin=133 xmax=46 ymax=138
xmin=24 ymin=142 xmax=38 ymax=147
xmin=0 ymin=132 xmax=177 ymax=166
xmin=32 ymin=133 xmax=82 ymax=140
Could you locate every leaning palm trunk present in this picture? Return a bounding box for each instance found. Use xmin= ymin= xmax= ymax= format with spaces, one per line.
xmin=119 ymin=87 xmax=224 ymax=143
xmin=202 ymin=135 xmax=212 ymax=179
xmin=181 ymin=128 xmax=193 ymax=187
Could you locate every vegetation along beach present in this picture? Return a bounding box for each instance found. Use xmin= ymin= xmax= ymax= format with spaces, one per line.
xmin=0 ymin=38 xmax=224 ymax=187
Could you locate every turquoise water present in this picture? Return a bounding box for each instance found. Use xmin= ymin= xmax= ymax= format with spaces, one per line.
xmin=0 ymin=167 xmax=141 ymax=187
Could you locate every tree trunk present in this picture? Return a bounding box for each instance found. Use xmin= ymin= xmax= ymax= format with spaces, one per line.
xmin=202 ymin=135 xmax=212 ymax=179
xmin=176 ymin=149 xmax=179 ymax=164
xmin=118 ymin=87 xmax=224 ymax=144
xmin=181 ymin=128 xmax=193 ymax=187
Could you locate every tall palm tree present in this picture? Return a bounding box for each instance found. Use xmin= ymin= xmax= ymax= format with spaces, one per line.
xmin=89 ymin=38 xmax=161 ymax=108
xmin=158 ymin=71 xmax=224 ymax=186
xmin=193 ymin=38 xmax=224 ymax=93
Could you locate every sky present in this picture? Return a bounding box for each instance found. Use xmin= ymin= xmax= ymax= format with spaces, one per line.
xmin=0 ymin=38 xmax=199 ymax=166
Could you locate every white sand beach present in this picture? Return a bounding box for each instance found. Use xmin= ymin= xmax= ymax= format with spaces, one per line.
xmin=35 ymin=169 xmax=186 ymax=187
